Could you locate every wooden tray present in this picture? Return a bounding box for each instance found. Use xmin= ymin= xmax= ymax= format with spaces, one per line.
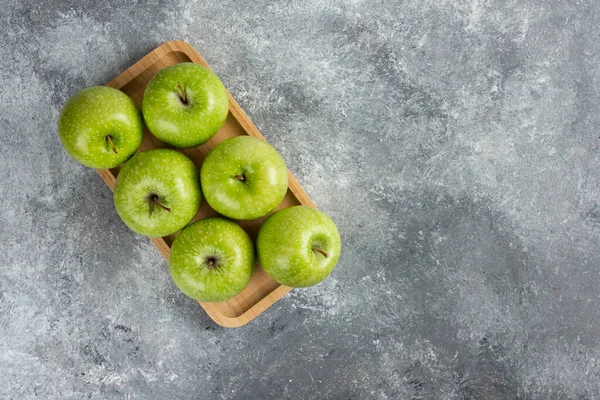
xmin=97 ymin=40 xmax=315 ymax=328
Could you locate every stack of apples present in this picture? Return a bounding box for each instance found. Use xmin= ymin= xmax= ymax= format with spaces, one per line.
xmin=58 ymin=63 xmax=341 ymax=302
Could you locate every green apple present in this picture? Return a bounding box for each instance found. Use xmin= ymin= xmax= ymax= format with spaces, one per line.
xmin=200 ymin=136 xmax=288 ymax=220
xmin=58 ymin=86 xmax=143 ymax=168
xmin=169 ymin=218 xmax=254 ymax=302
xmin=257 ymin=206 xmax=341 ymax=287
xmin=142 ymin=63 xmax=229 ymax=148
xmin=113 ymin=149 xmax=201 ymax=237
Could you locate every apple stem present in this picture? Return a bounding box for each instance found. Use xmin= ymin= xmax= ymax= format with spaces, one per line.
xmin=206 ymin=257 xmax=218 ymax=270
xmin=234 ymin=174 xmax=245 ymax=182
xmin=105 ymin=135 xmax=118 ymax=154
xmin=314 ymin=248 xmax=328 ymax=258
xmin=177 ymin=82 xmax=188 ymax=104
xmin=150 ymin=195 xmax=171 ymax=213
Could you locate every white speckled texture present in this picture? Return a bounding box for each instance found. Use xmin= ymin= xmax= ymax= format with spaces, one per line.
xmin=169 ymin=218 xmax=254 ymax=302
xmin=113 ymin=149 xmax=201 ymax=237
xmin=257 ymin=206 xmax=342 ymax=287
xmin=58 ymin=86 xmax=143 ymax=168
xmin=201 ymin=136 xmax=289 ymax=220
xmin=1 ymin=0 xmax=600 ymax=399
xmin=142 ymin=63 xmax=229 ymax=148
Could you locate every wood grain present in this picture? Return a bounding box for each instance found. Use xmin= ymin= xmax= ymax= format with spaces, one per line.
xmin=98 ymin=40 xmax=316 ymax=328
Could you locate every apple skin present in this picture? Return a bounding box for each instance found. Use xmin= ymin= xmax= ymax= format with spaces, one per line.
xmin=257 ymin=206 xmax=341 ymax=287
xmin=58 ymin=86 xmax=143 ymax=168
xmin=200 ymin=136 xmax=288 ymax=220
xmin=113 ymin=149 xmax=201 ymax=237
xmin=142 ymin=63 xmax=229 ymax=148
xmin=169 ymin=218 xmax=255 ymax=302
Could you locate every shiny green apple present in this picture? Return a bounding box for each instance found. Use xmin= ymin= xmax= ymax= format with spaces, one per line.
xmin=113 ymin=149 xmax=201 ymax=237
xmin=58 ymin=86 xmax=143 ymax=168
xmin=142 ymin=63 xmax=229 ymax=148
xmin=257 ymin=206 xmax=341 ymax=287
xmin=200 ymin=136 xmax=288 ymax=220
xmin=169 ymin=218 xmax=254 ymax=302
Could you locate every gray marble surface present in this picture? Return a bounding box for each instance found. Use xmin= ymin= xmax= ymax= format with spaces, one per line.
xmin=2 ymin=0 xmax=600 ymax=399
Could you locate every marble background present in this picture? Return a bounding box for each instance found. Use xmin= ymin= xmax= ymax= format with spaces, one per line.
xmin=2 ymin=0 xmax=600 ymax=398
